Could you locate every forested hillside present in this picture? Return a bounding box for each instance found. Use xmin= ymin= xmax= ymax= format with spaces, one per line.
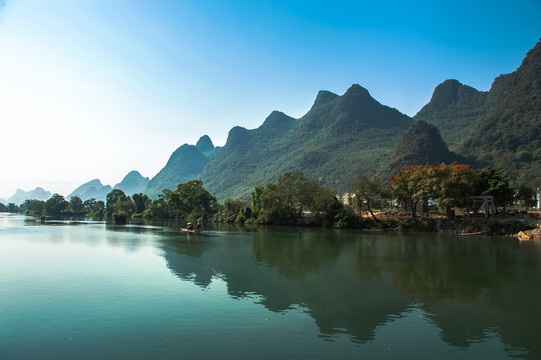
xmin=457 ymin=40 xmax=541 ymax=187
xmin=377 ymin=120 xmax=466 ymax=181
xmin=199 ymin=84 xmax=411 ymax=200
xmin=143 ymin=40 xmax=541 ymax=200
xmin=145 ymin=136 xmax=221 ymax=197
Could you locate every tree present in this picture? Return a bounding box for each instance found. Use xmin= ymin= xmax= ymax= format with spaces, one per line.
xmin=67 ymin=196 xmax=85 ymax=214
xmin=350 ymin=174 xmax=386 ymax=222
xmin=476 ymin=166 xmax=514 ymax=210
xmin=84 ymin=199 xmax=105 ymax=218
xmin=258 ymin=182 xmax=288 ymax=223
xmin=132 ymin=193 xmax=150 ymax=214
xmin=84 ymin=198 xmax=97 ymax=213
xmin=171 ymin=180 xmax=218 ymax=220
xmin=143 ymin=189 xmax=173 ymax=219
xmin=390 ymin=164 xmax=439 ymax=218
xmin=106 ymin=189 xmax=130 ymax=218
xmin=0 ymin=202 xmax=6 ymax=212
xmin=434 ymin=163 xmax=479 ymax=218
xmin=44 ymin=194 xmax=68 ymax=216
xmin=308 ymin=185 xmax=343 ymax=226
xmin=256 ymin=172 xmax=342 ymax=225
xmin=24 ymin=199 xmax=45 ymax=216
xmin=390 ymin=163 xmax=480 ymax=219
xmin=6 ymin=203 xmax=20 ymax=213
xmin=515 ymin=184 xmax=536 ymax=211
xmin=250 ymin=186 xmax=264 ymax=218
xmin=212 ymin=198 xmax=250 ymax=223
xmin=278 ymin=172 xmax=317 ymax=221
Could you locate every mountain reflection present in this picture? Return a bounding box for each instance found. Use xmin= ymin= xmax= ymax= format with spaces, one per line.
xmin=160 ymin=228 xmax=541 ymax=359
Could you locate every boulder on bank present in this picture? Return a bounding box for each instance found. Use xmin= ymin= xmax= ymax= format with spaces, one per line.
xmin=517 ymin=225 xmax=541 ymax=241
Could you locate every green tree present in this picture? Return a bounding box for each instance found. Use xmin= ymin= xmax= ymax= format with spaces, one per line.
xmin=24 ymin=199 xmax=45 ymax=216
xmin=132 ymin=193 xmax=150 ymax=214
xmin=170 ymin=180 xmax=218 ymax=220
xmin=434 ymin=163 xmax=479 ymax=218
xmin=6 ymin=203 xmax=19 ymax=213
xmin=44 ymin=194 xmax=68 ymax=216
xmin=84 ymin=198 xmax=97 ymax=213
xmin=350 ymin=174 xmax=387 ymax=222
xmin=106 ymin=189 xmax=129 ymax=218
xmin=308 ymin=185 xmax=343 ymax=226
xmin=258 ymin=182 xmax=288 ymax=223
xmin=390 ymin=164 xmax=438 ymax=218
xmin=515 ymin=184 xmax=536 ymax=211
xmin=250 ymin=186 xmax=264 ymax=217
xmin=0 ymin=202 xmax=7 ymax=212
xmin=278 ymin=172 xmax=317 ymax=221
xmin=476 ymin=166 xmax=514 ymax=211
xmin=213 ymin=198 xmax=247 ymax=223
xmin=85 ymin=199 xmax=105 ymax=218
xmin=67 ymin=196 xmax=85 ymax=215
xmin=143 ymin=189 xmax=173 ymax=219
xmin=256 ymin=172 xmax=341 ymax=225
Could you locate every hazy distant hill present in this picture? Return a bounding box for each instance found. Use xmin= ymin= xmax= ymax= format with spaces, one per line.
xmin=113 ymin=170 xmax=149 ymax=196
xmin=145 ymin=135 xmax=221 ymax=197
xmin=199 ymin=84 xmax=411 ymax=200
xmin=68 ymin=179 xmax=112 ymax=201
xmin=8 ymin=187 xmax=52 ymax=206
xmin=457 ymin=39 xmax=541 ymax=186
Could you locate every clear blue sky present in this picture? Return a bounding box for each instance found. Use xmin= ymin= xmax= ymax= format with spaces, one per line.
xmin=0 ymin=0 xmax=539 ymax=200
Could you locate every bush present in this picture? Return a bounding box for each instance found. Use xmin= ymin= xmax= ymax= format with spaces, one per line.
xmin=112 ymin=211 xmax=128 ymax=225
xmin=489 ymin=219 xmax=535 ymax=235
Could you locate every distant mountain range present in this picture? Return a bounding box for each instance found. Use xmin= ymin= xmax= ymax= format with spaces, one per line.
xmin=68 ymin=171 xmax=150 ymax=201
xmin=6 ymin=39 xmax=540 ymax=205
xmin=6 ymin=187 xmax=52 ymax=205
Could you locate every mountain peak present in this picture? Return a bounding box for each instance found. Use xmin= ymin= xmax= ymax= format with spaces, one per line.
xmin=86 ymin=179 xmax=104 ymax=186
xmin=196 ymin=135 xmax=214 ymax=153
xmin=343 ymin=83 xmax=371 ymax=97
xmin=261 ymin=111 xmax=295 ymax=130
xmin=114 ymin=170 xmax=149 ymax=195
xmin=428 ymin=79 xmax=484 ymax=110
xmin=313 ymin=90 xmax=339 ymax=105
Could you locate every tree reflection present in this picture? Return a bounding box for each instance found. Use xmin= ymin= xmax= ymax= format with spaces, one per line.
xmin=159 ymin=228 xmax=541 ymax=358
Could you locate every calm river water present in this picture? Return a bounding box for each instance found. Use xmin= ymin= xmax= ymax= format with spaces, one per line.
xmin=1 ymin=213 xmax=540 ymax=359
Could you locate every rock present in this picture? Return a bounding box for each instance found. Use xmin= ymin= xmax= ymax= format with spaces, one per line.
xmin=517 ymin=225 xmax=541 ymax=241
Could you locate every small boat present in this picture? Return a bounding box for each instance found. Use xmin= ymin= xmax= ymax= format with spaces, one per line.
xmin=181 ymin=228 xmax=201 ymax=233
xmin=459 ymin=231 xmax=483 ymax=236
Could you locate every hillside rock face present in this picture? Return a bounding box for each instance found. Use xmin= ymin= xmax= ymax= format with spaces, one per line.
xmin=457 ymin=39 xmax=541 ymax=185
xmin=145 ymin=135 xmax=220 ymax=197
xmin=113 ymin=170 xmax=149 ymax=196
xmin=68 ymin=179 xmax=112 ymax=201
xmin=199 ymin=84 xmax=411 ymax=200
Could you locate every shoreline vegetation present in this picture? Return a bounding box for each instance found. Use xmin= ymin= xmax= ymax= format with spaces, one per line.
xmin=4 ymin=164 xmax=540 ymax=238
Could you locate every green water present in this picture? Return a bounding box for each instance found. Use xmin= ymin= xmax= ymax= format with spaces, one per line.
xmin=1 ymin=214 xmax=540 ymax=359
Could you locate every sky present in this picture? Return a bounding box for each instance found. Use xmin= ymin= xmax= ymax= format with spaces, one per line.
xmin=0 ymin=0 xmax=539 ymax=201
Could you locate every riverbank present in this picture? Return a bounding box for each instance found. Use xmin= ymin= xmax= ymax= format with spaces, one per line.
xmin=360 ymin=211 xmax=540 ymax=237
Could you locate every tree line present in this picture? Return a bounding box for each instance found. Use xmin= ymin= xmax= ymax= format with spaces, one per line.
xmin=4 ymin=163 xmax=538 ymax=227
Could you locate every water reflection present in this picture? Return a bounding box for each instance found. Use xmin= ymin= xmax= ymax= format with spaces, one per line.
xmin=160 ymin=228 xmax=541 ymax=358
xmin=4 ymin=213 xmax=539 ymax=359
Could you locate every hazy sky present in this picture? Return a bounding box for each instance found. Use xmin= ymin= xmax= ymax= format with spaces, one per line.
xmin=0 ymin=0 xmax=539 ymax=200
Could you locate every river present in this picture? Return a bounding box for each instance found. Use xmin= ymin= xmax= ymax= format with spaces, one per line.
xmin=1 ymin=213 xmax=540 ymax=359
